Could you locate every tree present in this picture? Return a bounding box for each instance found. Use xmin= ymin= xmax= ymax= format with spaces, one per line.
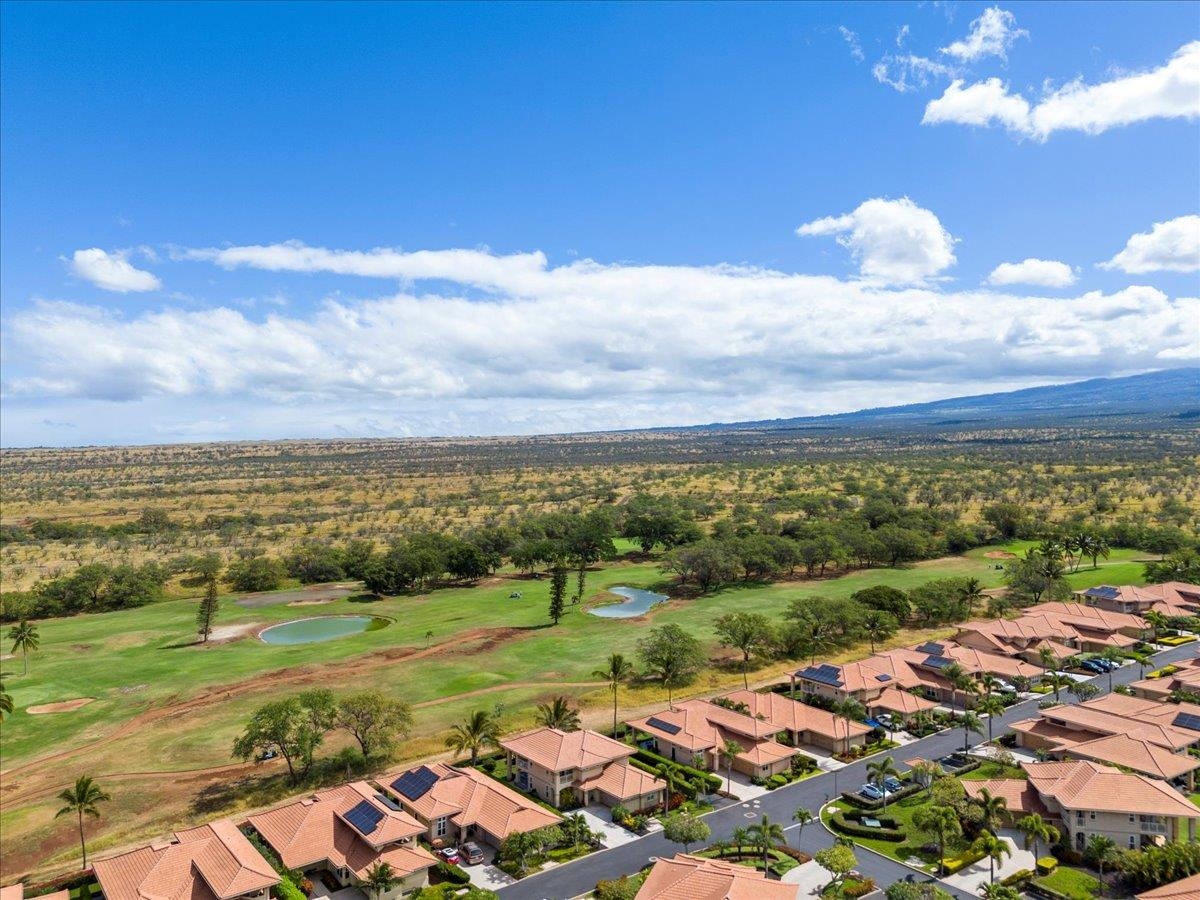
xmin=731 ymin=825 xmax=750 ymax=858
xmin=958 ymin=578 xmax=986 ymax=618
xmin=972 ymin=830 xmax=1011 ymax=884
xmin=831 ymin=698 xmax=865 ymax=754
xmin=979 ymin=882 xmax=1021 ymax=899
xmin=499 ymin=830 xmax=539 ymax=876
xmin=196 ymin=575 xmax=220 ymax=643
xmin=861 ymin=609 xmax=899 ymax=654
xmin=662 ymin=811 xmax=710 ymax=853
xmin=56 ymin=776 xmax=110 ymax=869
xmin=748 ymin=814 xmax=785 ymax=869
xmin=912 ymin=805 xmax=961 ymax=875
xmin=1068 ymin=681 xmax=1100 ymax=703
xmin=1145 ymin=548 xmax=1200 ymax=584
xmin=656 ymin=762 xmax=675 ymax=816
xmin=637 ymin=624 xmax=707 ymax=703
xmin=1145 ymin=610 xmax=1169 ymax=643
xmin=850 ymin=585 xmax=910 ymax=621
xmin=661 ymin=540 xmax=739 ymax=593
xmin=593 ymin=653 xmax=635 ymax=736
xmin=792 ymin=808 xmax=814 ymax=848
xmin=721 ymin=740 xmax=741 ymax=793
xmin=1086 ymin=834 xmax=1118 ymax=882
xmin=959 ymin=711 xmax=983 ymax=751
xmin=866 ymin=756 xmax=900 ymax=807
xmin=335 ymin=691 xmax=413 ymax=758
xmin=8 ymin=620 xmax=39 ymax=676
xmin=548 ymin=566 xmax=568 ymax=624
xmin=1016 ymin=813 xmax=1058 ymax=860
xmin=814 ymin=844 xmax=857 ymax=888
xmin=445 ymin=709 xmax=501 ymax=765
xmin=535 ymin=696 xmax=581 ymax=731
xmin=713 ymin=612 xmax=774 ymax=688
xmin=0 ymin=675 xmax=12 ymax=719
xmin=233 ymin=692 xmax=336 ymax=781
xmin=978 ymin=696 xmax=1006 ymax=744
xmin=1044 ymin=673 xmax=1072 ymax=703
xmin=363 ymin=862 xmax=396 ymax=900
xmin=226 ymin=555 xmax=285 ymax=593
xmin=972 ymin=787 xmax=1008 ymax=834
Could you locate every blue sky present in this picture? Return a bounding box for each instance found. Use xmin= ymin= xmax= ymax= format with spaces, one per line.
xmin=2 ymin=1 xmax=1198 ymax=445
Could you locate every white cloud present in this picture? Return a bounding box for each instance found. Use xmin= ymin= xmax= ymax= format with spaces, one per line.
xmin=941 ymin=7 xmax=1027 ymax=62
xmin=796 ymin=197 xmax=957 ymax=284
xmin=896 ymin=25 xmax=910 ymax=48
xmin=872 ymin=54 xmax=957 ymax=93
xmin=839 ymin=26 xmax=864 ymax=63
xmin=987 ymin=258 xmax=1077 ymax=288
xmin=68 ymin=248 xmax=162 ymax=293
xmin=923 ymin=40 xmax=1200 ymax=140
xmin=1099 ymin=215 xmax=1200 ymax=274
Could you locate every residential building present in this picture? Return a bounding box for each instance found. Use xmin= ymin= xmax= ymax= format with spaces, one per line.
xmin=1137 ymin=872 xmax=1200 ymax=900
xmin=248 ymin=782 xmax=434 ymax=898
xmin=500 ymin=727 xmax=665 ymax=811
xmin=1132 ymin=657 xmax=1200 ymax=702
xmin=627 ymin=699 xmax=796 ymax=778
xmin=965 ymin=759 xmax=1200 ymax=852
xmin=634 ymin=853 xmax=799 ymax=899
xmin=93 ymin=821 xmax=278 ymax=900
xmin=382 ymin=762 xmax=561 ymax=850
xmin=954 ymin=616 xmax=1082 ymax=663
xmin=1011 ymin=693 xmax=1200 ymax=756
xmin=720 ymin=689 xmax=870 ymax=752
xmin=1023 ymin=601 xmax=1148 ymax=649
xmin=1062 ymin=734 xmax=1200 ymax=788
xmin=2 ymin=883 xmax=68 ymax=900
xmin=1078 ymin=582 xmax=1200 ymax=617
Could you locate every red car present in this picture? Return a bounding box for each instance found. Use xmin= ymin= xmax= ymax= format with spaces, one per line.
xmin=438 ymin=847 xmax=461 ymax=865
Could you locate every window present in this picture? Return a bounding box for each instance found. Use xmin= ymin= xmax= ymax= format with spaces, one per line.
xmin=1089 ymin=811 xmax=1096 ymax=820
xmin=1130 ymin=814 xmax=1136 ymax=822
xmin=1129 ymin=836 xmax=1137 ymax=849
xmin=435 ymin=817 xmax=447 ymax=838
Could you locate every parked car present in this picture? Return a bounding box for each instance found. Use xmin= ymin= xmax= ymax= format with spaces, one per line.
xmin=860 ymin=783 xmax=885 ymax=800
xmin=883 ymin=776 xmax=903 ymax=792
xmin=989 ymin=679 xmax=1016 ymax=693
xmin=438 ymin=847 xmax=461 ymax=865
xmin=1081 ymin=660 xmax=1105 ymax=674
xmin=459 ymin=842 xmax=485 ymax=865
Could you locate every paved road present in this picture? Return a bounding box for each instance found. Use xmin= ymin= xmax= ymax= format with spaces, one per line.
xmin=499 ymin=642 xmax=1198 ymax=900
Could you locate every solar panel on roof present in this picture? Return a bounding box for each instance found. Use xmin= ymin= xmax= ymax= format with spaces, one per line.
xmin=922 ymin=655 xmax=953 ymax=670
xmin=344 ymin=800 xmax=385 ymax=836
xmin=1174 ymin=713 xmax=1200 ymax=732
xmin=875 ymin=674 xmax=892 ymax=682
xmin=646 ymin=716 xmax=682 ymax=735
xmin=798 ymin=664 xmax=843 ymax=687
xmin=391 ymin=765 xmax=439 ymax=801
xmin=1084 ymin=586 xmax=1120 ymax=600
xmin=916 ymin=642 xmax=944 ymax=655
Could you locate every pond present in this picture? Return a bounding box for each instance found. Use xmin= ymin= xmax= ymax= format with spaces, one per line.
xmin=587 ymin=586 xmax=669 ymax=618
xmin=259 ymin=615 xmax=390 ymax=645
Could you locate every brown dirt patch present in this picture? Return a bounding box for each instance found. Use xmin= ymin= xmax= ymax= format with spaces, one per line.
xmin=984 ymin=551 xmax=1016 ymax=559
xmin=27 ymin=698 xmax=94 ymax=715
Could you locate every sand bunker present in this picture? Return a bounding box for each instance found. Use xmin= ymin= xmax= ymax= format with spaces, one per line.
xmin=204 ymin=622 xmax=262 ymax=644
xmin=984 ymin=551 xmax=1017 ymax=559
xmin=27 ymin=698 xmax=94 ymax=714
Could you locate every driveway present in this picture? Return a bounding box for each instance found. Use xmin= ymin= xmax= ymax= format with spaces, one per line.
xmin=460 ymin=853 xmax=518 ymax=892
xmin=942 ymin=828 xmax=1036 ymax=893
xmin=578 ymin=805 xmax=646 ymax=849
xmin=780 ymin=859 xmax=831 ymax=896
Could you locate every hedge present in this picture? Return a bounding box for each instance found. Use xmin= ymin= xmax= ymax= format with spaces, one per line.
xmin=1036 ymin=856 xmax=1058 ymax=875
xmin=628 ymin=758 xmax=698 ymax=800
xmin=1002 ymin=869 xmax=1035 ymax=887
xmin=829 ymin=811 xmax=906 ymax=842
xmin=434 ymin=861 xmax=470 ymax=885
xmin=839 ymin=781 xmax=921 ymax=810
xmin=631 ymin=749 xmax=722 ymax=792
xmin=274 ymin=874 xmax=307 ymax=900
xmin=942 ymin=847 xmax=985 ymax=875
xmin=766 ymin=774 xmax=789 ymax=790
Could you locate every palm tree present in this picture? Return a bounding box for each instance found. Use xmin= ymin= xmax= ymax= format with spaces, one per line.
xmin=1100 ymin=647 xmax=1124 ymax=692
xmin=913 ymin=805 xmax=961 ymax=875
xmin=534 ymin=696 xmax=581 ymax=731
xmin=1145 ymin=610 xmax=1169 ymax=644
xmin=972 ymin=787 xmax=1009 ymax=834
xmin=444 ymin=709 xmax=500 ymax=765
xmin=593 ymin=652 xmax=635 ymax=737
xmin=1086 ymin=834 xmax=1118 ymax=882
xmin=720 ymin=739 xmax=741 ymax=793
xmin=1038 ymin=645 xmax=1059 ymax=680
xmin=731 ymin=825 xmax=750 ymax=858
xmin=363 ymin=862 xmax=396 ymax=900
xmin=8 ymin=620 xmax=39 ymax=676
xmin=56 ymin=776 xmax=111 ymax=868
xmin=866 ymin=756 xmax=900 ymax=807
xmin=959 ymin=578 xmax=986 ymax=618
xmin=748 ymin=814 xmax=785 ymax=869
xmin=1044 ymin=672 xmax=1072 ymax=702
xmin=862 ymin=610 xmax=892 ymax=654
xmin=1017 ymin=816 xmax=1056 ymax=864
xmin=0 ymin=675 xmax=12 ymax=719
xmin=656 ymin=762 xmax=675 ymax=817
xmin=792 ymin=808 xmax=813 ymax=848
xmin=979 ymin=884 xmax=1021 ymax=900
xmin=972 ymin=830 xmax=1011 ymax=884
xmin=943 ymin=662 xmax=969 ymax=710
xmin=978 ymin=696 xmax=1006 ymax=744
xmin=979 ymin=673 xmax=1002 ymax=697
xmin=831 ymin=698 xmax=864 ymax=754
xmin=959 ymin=710 xmax=983 ymax=751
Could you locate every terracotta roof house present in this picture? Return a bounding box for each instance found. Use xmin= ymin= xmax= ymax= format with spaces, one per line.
xmin=1 ymin=884 xmax=68 ymax=900
xmin=93 ymin=821 xmax=278 ymax=900
xmin=1138 ymin=872 xmax=1200 ymax=900
xmin=248 ymin=782 xmax=434 ymax=898
xmin=961 ymin=778 xmax=1050 ymax=820
xmin=1014 ymin=695 xmax=1200 ymax=754
xmin=382 ymin=763 xmax=561 ymax=850
xmin=500 ymin=727 xmax=665 ymax=812
xmin=954 ymin=616 xmax=1082 ymax=663
xmin=1026 ymin=600 xmax=1148 ymax=638
xmin=634 ymin=853 xmax=799 ymax=900
xmin=1078 ymin=582 xmax=1200 ymax=617
xmin=720 ymin=689 xmax=870 ymax=752
xmin=1133 ymin=658 xmax=1200 ymax=702
xmin=1063 ymin=734 xmax=1200 ymax=786
xmin=627 ymin=699 xmax=797 ymax=778
xmin=868 ymin=686 xmax=939 ymax=721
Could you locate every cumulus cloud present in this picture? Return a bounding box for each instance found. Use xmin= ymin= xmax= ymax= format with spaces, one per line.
xmin=924 ymin=40 xmax=1200 ymax=140
xmin=987 ymin=258 xmax=1077 ymax=288
xmin=839 ymin=26 xmax=864 ymax=63
xmin=941 ymin=7 xmax=1027 ymax=62
xmin=1099 ymin=215 xmax=1200 ymax=274
xmin=872 ymin=54 xmax=957 ymax=93
xmin=68 ymin=248 xmax=162 ymax=293
xmin=796 ymin=197 xmax=957 ymax=284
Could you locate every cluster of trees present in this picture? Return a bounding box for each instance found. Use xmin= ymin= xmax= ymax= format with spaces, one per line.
xmin=2 ymin=562 xmax=168 ymax=621
xmin=233 ymin=690 xmax=413 ymax=782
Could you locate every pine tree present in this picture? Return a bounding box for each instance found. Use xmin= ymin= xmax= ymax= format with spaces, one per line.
xmin=549 ymin=566 xmax=567 ymax=624
xmin=197 ymin=577 xmax=220 ymax=643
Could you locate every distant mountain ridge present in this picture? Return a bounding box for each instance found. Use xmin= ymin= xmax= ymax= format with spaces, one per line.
xmin=690 ymin=368 xmax=1200 ymax=431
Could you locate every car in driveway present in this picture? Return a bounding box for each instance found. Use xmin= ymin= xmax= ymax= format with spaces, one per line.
xmin=1080 ymin=659 xmax=1106 ymax=674
xmin=860 ymin=783 xmax=886 ymax=800
xmin=438 ymin=846 xmax=461 ymax=865
xmin=459 ymin=842 xmax=485 ymax=865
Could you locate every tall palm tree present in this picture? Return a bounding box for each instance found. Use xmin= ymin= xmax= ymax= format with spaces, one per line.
xmin=593 ymin=653 xmax=635 ymax=737
xmin=978 ymin=696 xmax=1006 ymax=744
xmin=959 ymin=578 xmax=986 ymax=618
xmin=1017 ymin=816 xmax=1056 ymax=864
xmin=444 ymin=709 xmax=500 ymax=765
xmin=1086 ymin=834 xmax=1118 ymax=882
xmin=721 ymin=739 xmax=741 ymax=793
xmin=972 ymin=787 xmax=1008 ymax=834
xmin=656 ymin=762 xmax=675 ymax=817
xmin=1038 ymin=645 xmax=1059 ymax=680
xmin=979 ymin=673 xmax=1002 ymax=697
xmin=866 ymin=756 xmax=900 ymax=807
xmin=971 ymin=830 xmax=1011 ymax=884
xmin=1044 ymin=672 xmax=1072 ymax=702
xmin=832 ymin=698 xmax=864 ymax=754
xmin=748 ymin=814 xmax=785 ymax=869
xmin=1145 ymin=610 xmax=1168 ymax=644
xmin=363 ymin=862 xmax=396 ymax=900
xmin=731 ymin=825 xmax=750 ymax=858
xmin=959 ymin=711 xmax=983 ymax=751
xmin=8 ymin=620 xmax=39 ymax=676
xmin=56 ymin=776 xmax=111 ymax=868
xmin=792 ymin=808 xmax=814 ymax=849
xmin=534 ymin=696 xmax=581 ymax=731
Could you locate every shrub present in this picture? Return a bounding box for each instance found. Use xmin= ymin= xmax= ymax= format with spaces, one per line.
xmin=791 ymin=752 xmax=817 ymax=772
xmin=829 ymin=811 xmax=905 ymax=842
xmin=1002 ymin=869 xmax=1034 ymax=886
xmin=843 ymin=877 xmax=877 ymax=898
xmin=942 ymin=848 xmax=985 ymax=875
xmin=594 ymin=875 xmax=642 ymax=900
xmin=433 ymin=861 xmax=470 ymax=885
xmin=1036 ymin=856 xmax=1059 ymax=875
xmin=610 ymin=804 xmax=629 ymax=823
xmin=274 ymin=874 xmax=307 ymax=900
xmin=766 ymin=774 xmax=789 ymax=790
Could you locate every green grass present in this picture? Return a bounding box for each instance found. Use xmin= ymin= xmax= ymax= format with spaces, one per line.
xmin=960 ymin=760 xmax=1026 ymax=781
xmin=1034 ymin=865 xmax=1101 ymax=900
xmin=822 ymin=795 xmax=952 ymax=873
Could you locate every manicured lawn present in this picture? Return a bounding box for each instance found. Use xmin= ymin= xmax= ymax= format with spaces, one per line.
xmin=1034 ymin=865 xmax=1101 ymax=899
xmin=822 ymin=795 xmax=950 ymax=873
xmin=960 ymin=760 xmax=1026 ymax=781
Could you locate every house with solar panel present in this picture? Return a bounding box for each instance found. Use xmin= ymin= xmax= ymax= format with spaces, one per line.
xmin=718 ymin=689 xmax=871 ymax=752
xmin=247 ymin=781 xmax=437 ymax=898
xmin=1077 ymin=581 xmax=1200 ymax=617
xmin=499 ymin=727 xmax=667 ymax=811
xmin=382 ymin=763 xmax=561 ymax=852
